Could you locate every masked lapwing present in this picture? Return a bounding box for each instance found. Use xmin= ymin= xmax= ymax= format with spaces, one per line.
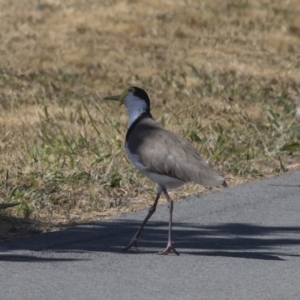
xmin=104 ymin=87 xmax=227 ymax=255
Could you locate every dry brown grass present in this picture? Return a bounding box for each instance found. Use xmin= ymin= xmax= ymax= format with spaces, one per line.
xmin=1 ymin=0 xmax=300 ymax=240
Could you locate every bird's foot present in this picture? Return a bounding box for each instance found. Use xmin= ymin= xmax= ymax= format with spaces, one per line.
xmin=158 ymin=242 xmax=180 ymax=256
xmin=122 ymin=238 xmax=139 ymax=251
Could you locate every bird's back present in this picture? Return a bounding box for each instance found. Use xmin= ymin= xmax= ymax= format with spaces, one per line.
xmin=126 ymin=117 xmax=225 ymax=187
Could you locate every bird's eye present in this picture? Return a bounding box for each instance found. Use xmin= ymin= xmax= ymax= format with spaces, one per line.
xmin=128 ymin=87 xmax=134 ymax=93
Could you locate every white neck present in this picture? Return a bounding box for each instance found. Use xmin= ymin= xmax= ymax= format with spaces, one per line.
xmin=123 ymin=94 xmax=149 ymax=128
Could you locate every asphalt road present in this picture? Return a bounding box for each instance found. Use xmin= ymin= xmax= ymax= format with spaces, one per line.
xmin=1 ymin=171 xmax=300 ymax=300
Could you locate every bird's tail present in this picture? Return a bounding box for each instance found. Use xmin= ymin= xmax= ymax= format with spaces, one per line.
xmin=222 ymin=181 xmax=228 ymax=188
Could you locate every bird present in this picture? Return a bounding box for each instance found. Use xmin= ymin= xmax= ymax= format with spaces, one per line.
xmin=104 ymin=86 xmax=227 ymax=255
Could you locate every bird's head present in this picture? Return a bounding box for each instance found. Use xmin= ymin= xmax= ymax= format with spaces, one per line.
xmin=104 ymin=86 xmax=150 ymax=113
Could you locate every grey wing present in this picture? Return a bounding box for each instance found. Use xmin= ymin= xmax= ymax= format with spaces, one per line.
xmin=134 ymin=125 xmax=225 ymax=187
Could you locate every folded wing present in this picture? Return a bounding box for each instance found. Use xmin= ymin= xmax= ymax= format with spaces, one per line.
xmin=126 ymin=118 xmax=225 ymax=187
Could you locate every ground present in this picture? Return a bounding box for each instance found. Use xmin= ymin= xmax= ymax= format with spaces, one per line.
xmin=0 ymin=0 xmax=299 ymax=240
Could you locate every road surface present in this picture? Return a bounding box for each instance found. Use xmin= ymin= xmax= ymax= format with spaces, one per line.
xmin=1 ymin=170 xmax=300 ymax=300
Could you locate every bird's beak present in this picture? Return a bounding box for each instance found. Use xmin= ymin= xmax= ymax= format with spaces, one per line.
xmin=104 ymin=95 xmax=120 ymax=101
xmin=104 ymin=90 xmax=127 ymax=106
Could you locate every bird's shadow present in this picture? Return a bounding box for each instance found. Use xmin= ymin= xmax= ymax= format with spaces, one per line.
xmin=1 ymin=220 xmax=300 ymax=262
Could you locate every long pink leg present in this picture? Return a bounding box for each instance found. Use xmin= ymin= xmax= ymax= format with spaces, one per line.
xmin=123 ymin=191 xmax=161 ymax=251
xmin=158 ymin=189 xmax=180 ymax=256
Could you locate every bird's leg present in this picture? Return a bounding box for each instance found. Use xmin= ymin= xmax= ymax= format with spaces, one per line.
xmin=159 ymin=190 xmax=180 ymax=256
xmin=123 ymin=190 xmax=161 ymax=251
